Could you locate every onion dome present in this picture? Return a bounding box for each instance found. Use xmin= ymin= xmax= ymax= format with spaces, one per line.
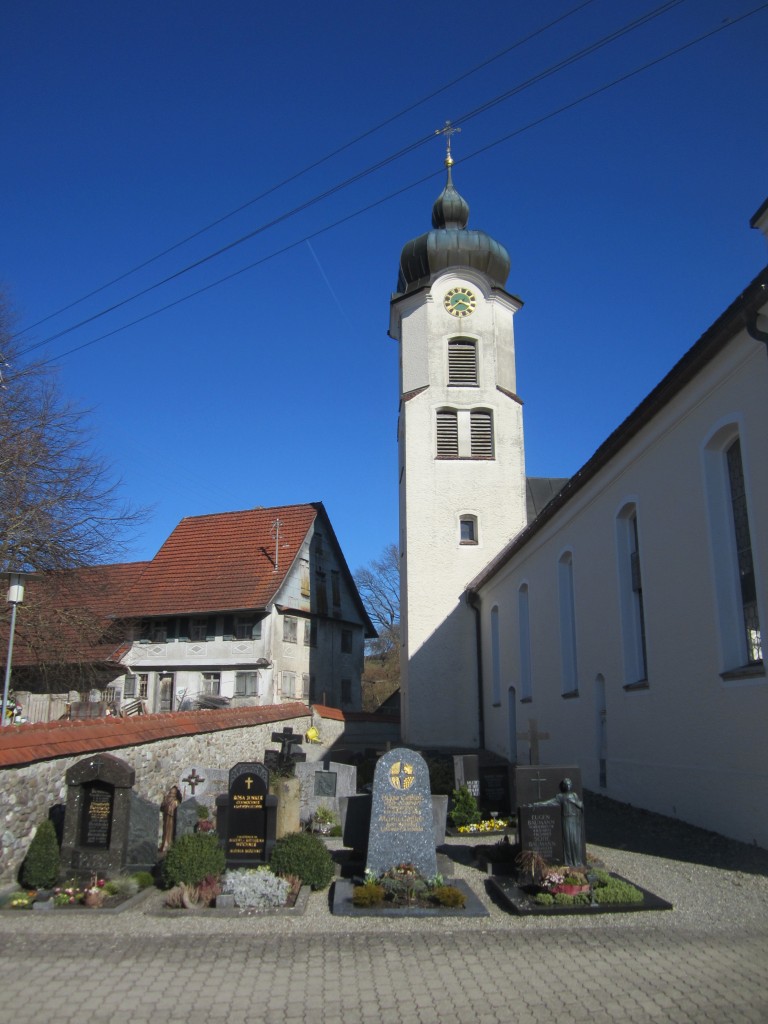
xmin=397 ymin=162 xmax=510 ymax=294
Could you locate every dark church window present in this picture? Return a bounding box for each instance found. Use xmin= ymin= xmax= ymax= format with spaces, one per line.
xmin=726 ymin=439 xmax=762 ymax=664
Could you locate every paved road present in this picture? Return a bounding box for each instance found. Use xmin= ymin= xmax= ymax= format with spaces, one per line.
xmin=1 ymin=905 xmax=766 ymax=1023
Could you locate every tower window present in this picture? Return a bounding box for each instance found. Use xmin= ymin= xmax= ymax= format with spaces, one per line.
xmin=470 ymin=409 xmax=494 ymax=458
xmin=436 ymin=409 xmax=459 ymax=457
xmin=448 ymin=339 xmax=478 ymax=386
xmin=460 ymin=515 xmax=478 ymax=544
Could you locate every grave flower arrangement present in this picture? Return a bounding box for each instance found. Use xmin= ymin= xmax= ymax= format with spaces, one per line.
xmin=456 ymin=818 xmax=512 ymax=834
xmin=352 ymin=863 xmax=466 ymax=909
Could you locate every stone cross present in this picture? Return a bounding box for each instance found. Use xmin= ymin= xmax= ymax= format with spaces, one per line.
xmin=517 ymin=719 xmax=550 ymax=765
xmin=182 ymin=768 xmax=205 ymax=795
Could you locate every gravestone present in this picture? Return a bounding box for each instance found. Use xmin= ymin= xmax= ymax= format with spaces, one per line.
xmin=453 ymin=754 xmax=480 ymax=799
xmin=219 ymin=762 xmax=277 ymax=868
xmin=60 ymin=753 xmax=158 ymax=877
xmin=514 ymin=767 xmax=586 ymax=867
xmin=296 ymin=759 xmax=357 ymax=826
xmin=366 ymin=747 xmax=437 ymax=879
xmin=479 ymin=764 xmax=511 ymax=814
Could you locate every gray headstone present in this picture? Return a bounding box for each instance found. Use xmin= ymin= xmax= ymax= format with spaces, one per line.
xmin=296 ymin=760 xmax=357 ymax=825
xmin=126 ymin=792 xmax=161 ymax=871
xmin=519 ymin=805 xmax=564 ymax=863
xmin=366 ymin=747 xmax=437 ymax=879
xmin=176 ymin=797 xmax=207 ymax=839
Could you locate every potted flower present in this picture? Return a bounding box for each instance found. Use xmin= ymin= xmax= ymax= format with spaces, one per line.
xmin=312 ymin=805 xmax=337 ymax=835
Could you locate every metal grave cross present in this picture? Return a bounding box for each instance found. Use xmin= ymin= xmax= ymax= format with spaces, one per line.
xmin=181 ymin=768 xmax=205 ymax=795
xmin=517 ymin=718 xmax=550 ymax=766
xmin=271 ymin=726 xmax=304 ymax=764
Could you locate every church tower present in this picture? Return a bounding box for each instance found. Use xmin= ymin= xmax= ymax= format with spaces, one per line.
xmin=389 ymin=136 xmax=527 ymax=747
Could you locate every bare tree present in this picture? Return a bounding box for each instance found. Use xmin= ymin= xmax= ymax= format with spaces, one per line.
xmin=354 ymin=542 xmax=400 ymax=659
xmin=0 ymin=293 xmax=148 ymax=575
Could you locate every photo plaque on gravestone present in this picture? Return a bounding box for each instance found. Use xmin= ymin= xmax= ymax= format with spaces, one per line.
xmin=314 ymin=771 xmax=337 ymax=798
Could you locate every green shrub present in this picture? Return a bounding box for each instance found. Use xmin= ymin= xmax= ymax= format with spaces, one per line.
xmin=269 ymin=831 xmax=335 ymax=890
xmin=430 ymin=885 xmax=466 ymax=908
xmin=161 ymin=832 xmax=225 ymax=888
xmin=534 ymin=892 xmax=555 ymax=906
xmin=131 ymin=871 xmax=155 ymax=890
xmin=593 ymin=877 xmax=643 ymax=905
xmin=449 ymin=785 xmax=482 ymax=828
xmin=21 ymin=820 xmax=60 ymax=889
xmin=352 ymin=883 xmax=384 ymax=907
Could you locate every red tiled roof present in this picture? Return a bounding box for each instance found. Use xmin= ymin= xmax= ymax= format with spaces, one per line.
xmin=116 ymin=504 xmax=319 ymax=616
xmin=312 ymin=704 xmax=399 ymax=725
xmin=0 ymin=702 xmax=310 ymax=768
xmin=3 ymin=562 xmax=148 ymax=668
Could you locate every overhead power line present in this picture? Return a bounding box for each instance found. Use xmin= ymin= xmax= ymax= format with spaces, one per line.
xmin=13 ymin=0 xmax=599 ymax=341
xmin=14 ymin=0 xmax=688 ymax=361
xmin=11 ymin=1 xmax=765 ymax=382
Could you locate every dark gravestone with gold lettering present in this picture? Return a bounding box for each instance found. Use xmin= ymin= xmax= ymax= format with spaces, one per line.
xmin=366 ymin=747 xmax=437 ymax=879
xmin=220 ymin=762 xmax=276 ymax=868
xmin=60 ymin=752 xmax=158 ymax=878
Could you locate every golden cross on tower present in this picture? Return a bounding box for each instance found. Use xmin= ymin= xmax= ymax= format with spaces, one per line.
xmin=435 ymin=120 xmax=461 ymax=167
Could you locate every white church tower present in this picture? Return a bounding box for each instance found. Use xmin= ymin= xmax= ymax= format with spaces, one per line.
xmin=389 ymin=135 xmax=528 ymax=748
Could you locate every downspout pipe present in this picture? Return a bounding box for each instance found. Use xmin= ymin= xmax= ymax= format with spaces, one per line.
xmin=467 ymin=591 xmax=485 ymax=750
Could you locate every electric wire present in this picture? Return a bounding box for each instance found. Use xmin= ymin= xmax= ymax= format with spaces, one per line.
xmin=12 ymin=0 xmax=689 ymax=360
xmin=10 ymin=2 xmax=764 ymax=381
xmin=13 ymin=0 xmax=599 ymax=340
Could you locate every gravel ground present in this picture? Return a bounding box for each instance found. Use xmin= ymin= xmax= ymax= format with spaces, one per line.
xmin=2 ymin=794 xmax=767 ymax=940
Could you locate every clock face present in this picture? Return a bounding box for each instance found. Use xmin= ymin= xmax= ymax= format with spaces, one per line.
xmin=444 ymin=287 xmax=477 ymax=317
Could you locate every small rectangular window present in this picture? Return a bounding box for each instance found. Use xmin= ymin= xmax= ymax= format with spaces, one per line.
xmin=283 ymin=616 xmax=297 ymax=643
xmin=235 ymin=671 xmax=259 ymax=697
xmin=341 ymin=629 xmax=353 ymax=653
xmin=460 ymin=516 xmax=477 ymax=544
xmin=202 ymin=672 xmax=220 ymax=696
xmin=282 ymin=671 xmax=298 ymax=697
xmin=123 ymin=675 xmax=136 ymax=698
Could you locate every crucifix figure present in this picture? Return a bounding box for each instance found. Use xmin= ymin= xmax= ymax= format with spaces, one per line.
xmin=181 ymin=768 xmax=205 ymax=795
xmin=517 ymin=718 xmax=550 ymax=765
xmin=271 ymin=726 xmax=304 ymax=768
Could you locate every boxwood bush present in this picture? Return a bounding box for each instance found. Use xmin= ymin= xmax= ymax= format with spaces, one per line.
xmin=269 ymin=831 xmax=334 ymax=890
xmin=21 ymin=820 xmax=60 ymax=889
xmin=161 ymin=832 xmax=225 ymax=888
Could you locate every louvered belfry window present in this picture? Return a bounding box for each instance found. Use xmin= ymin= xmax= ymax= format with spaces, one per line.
xmin=436 ymin=409 xmax=459 ymax=457
xmin=470 ymin=409 xmax=494 ymax=458
xmin=448 ymin=338 xmax=477 ymax=385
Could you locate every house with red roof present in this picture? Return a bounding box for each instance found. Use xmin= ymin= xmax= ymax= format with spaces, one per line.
xmin=4 ymin=502 xmax=376 ymax=715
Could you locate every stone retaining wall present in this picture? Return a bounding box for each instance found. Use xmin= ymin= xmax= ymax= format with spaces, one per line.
xmin=0 ymin=707 xmax=347 ymax=888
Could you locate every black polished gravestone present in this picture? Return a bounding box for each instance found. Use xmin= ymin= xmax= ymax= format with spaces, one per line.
xmin=217 ymin=762 xmax=277 ymax=868
xmin=453 ymin=754 xmax=481 ymax=800
xmin=60 ymin=753 xmax=159 ymax=878
xmin=366 ymin=748 xmax=437 ymax=880
xmin=514 ymin=766 xmax=586 ymax=867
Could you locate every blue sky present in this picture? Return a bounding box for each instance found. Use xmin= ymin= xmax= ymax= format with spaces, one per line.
xmin=2 ymin=0 xmax=767 ymax=578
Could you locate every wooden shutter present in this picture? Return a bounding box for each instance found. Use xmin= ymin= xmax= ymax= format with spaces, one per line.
xmin=436 ymin=409 xmax=459 ymax=458
xmin=448 ymin=339 xmax=477 ymax=385
xmin=470 ymin=409 xmax=494 ymax=458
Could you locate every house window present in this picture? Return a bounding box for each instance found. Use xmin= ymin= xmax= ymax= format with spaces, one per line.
xmin=616 ymin=504 xmax=648 ymax=685
xmin=436 ymin=409 xmax=459 ymax=458
xmin=703 ymin=425 xmax=763 ymax=671
xmin=470 ymin=409 xmax=494 ymax=458
xmin=283 ymin=616 xmax=297 ymax=643
xmin=304 ymin=619 xmax=317 ymax=647
xmin=460 ymin=515 xmax=478 ymax=544
xmin=234 ymin=672 xmax=260 ymax=697
xmin=341 ymin=629 xmax=353 ymax=653
xmin=558 ymin=551 xmax=579 ymax=696
xmin=190 ymin=618 xmax=207 ymax=642
xmin=202 ymin=672 xmax=220 ymax=696
xmin=235 ymin=616 xmax=260 ymax=640
xmin=150 ymin=621 xmax=168 ymax=643
xmin=341 ymin=679 xmax=352 ymax=705
xmin=490 ymin=605 xmax=501 ymax=706
xmin=448 ymin=338 xmax=478 ymax=386
xmin=124 ymin=673 xmax=149 ymax=700
xmin=302 ymin=673 xmax=311 ymax=700
xmin=282 ymin=671 xmax=298 ymax=698
xmin=518 ymin=584 xmax=532 ymax=701
xmin=123 ymin=675 xmax=136 ymax=698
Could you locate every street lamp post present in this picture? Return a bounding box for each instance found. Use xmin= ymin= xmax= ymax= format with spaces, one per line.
xmin=2 ymin=573 xmax=26 ymax=727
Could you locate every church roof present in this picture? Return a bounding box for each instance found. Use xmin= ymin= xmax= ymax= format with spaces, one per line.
xmin=396 ymin=163 xmax=511 ymax=294
xmin=526 ymin=477 xmax=569 ymax=521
